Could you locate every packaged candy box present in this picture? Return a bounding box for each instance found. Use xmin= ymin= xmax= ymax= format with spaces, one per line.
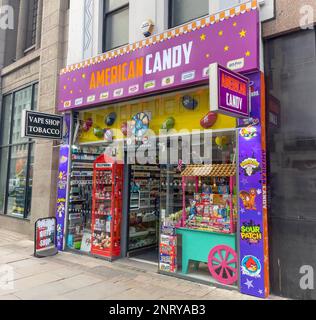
xmin=159 ymin=263 xmax=177 ymax=273
xmin=161 ymin=225 xmax=176 ymax=236
xmin=160 ymin=235 xmax=177 ymax=246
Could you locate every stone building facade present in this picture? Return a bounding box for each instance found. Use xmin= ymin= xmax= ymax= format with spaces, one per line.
xmin=0 ymin=0 xmax=69 ymax=236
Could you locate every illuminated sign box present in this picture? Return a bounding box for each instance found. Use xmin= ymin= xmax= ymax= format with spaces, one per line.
xmin=210 ymin=63 xmax=250 ymax=118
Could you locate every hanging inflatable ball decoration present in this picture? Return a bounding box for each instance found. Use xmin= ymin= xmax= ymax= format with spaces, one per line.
xmin=215 ymin=136 xmax=229 ymax=150
xmin=105 ymin=112 xmax=117 ymax=126
xmin=182 ymin=96 xmax=198 ymax=110
xmin=121 ymin=122 xmax=128 ymax=137
xmin=104 ymin=129 xmax=113 ymax=142
xmin=93 ymin=126 xmax=104 ymax=139
xmin=200 ymin=112 xmax=218 ymax=129
xmin=131 ymin=112 xmax=150 ymax=138
xmin=215 ymin=136 xmax=223 ymax=147
xmin=161 ymin=117 xmax=175 ymax=131
xmin=82 ymin=118 xmax=93 ymax=132
xmin=221 ymin=136 xmax=229 ymax=146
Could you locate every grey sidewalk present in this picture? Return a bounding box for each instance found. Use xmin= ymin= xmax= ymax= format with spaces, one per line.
xmin=0 ymin=228 xmax=282 ymax=300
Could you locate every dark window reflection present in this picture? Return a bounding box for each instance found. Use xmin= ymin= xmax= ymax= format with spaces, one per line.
xmin=265 ymin=29 xmax=316 ymax=221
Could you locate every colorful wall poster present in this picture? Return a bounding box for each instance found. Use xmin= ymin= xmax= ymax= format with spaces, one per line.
xmin=238 ymin=72 xmax=269 ymax=298
xmin=56 ymin=114 xmax=71 ymax=251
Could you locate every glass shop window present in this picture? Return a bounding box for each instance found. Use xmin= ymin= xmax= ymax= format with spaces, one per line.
xmin=159 ymin=131 xmax=239 ymax=287
xmin=0 ymin=84 xmax=38 ymax=219
xmin=103 ymin=0 xmax=129 ymax=52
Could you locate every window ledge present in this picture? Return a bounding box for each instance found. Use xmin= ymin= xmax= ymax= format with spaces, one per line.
xmin=0 ymin=49 xmax=41 ymax=77
xmin=24 ymin=45 xmax=36 ymax=55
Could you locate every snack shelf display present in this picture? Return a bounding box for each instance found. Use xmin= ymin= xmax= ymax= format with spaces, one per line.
xmin=160 ymin=167 xmax=183 ymax=218
xmin=91 ymin=154 xmax=123 ymax=259
xmin=159 ymin=225 xmax=178 ymax=273
xmin=67 ymin=147 xmax=101 ymax=252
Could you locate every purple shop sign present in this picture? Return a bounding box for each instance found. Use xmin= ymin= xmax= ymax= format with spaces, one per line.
xmin=57 ymin=2 xmax=259 ymax=111
xmin=55 ymin=114 xmax=71 ymax=251
xmin=238 ymin=72 xmax=269 ymax=299
xmin=209 ymin=63 xmax=250 ymax=118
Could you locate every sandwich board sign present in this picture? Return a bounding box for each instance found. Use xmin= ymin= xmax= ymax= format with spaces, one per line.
xmin=34 ymin=218 xmax=58 ymax=258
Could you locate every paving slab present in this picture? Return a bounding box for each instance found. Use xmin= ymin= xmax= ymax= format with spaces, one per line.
xmin=0 ymin=228 xmax=284 ymax=301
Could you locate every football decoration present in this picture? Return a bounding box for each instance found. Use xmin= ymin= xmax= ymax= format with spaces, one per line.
xmin=130 ymin=112 xmax=150 ymax=137
xmin=161 ymin=117 xmax=175 ymax=131
xmin=182 ymin=96 xmax=198 ymax=110
xmin=105 ymin=112 xmax=117 ymax=126
xmin=121 ymin=122 xmax=128 ymax=136
xmin=200 ymin=112 xmax=218 ymax=129
xmin=93 ymin=126 xmax=104 ymax=139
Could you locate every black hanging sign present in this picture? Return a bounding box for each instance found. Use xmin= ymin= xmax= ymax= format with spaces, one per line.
xmin=21 ymin=110 xmax=63 ymax=140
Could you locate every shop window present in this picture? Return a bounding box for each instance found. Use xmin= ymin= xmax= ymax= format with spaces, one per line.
xmin=103 ymin=0 xmax=129 ymax=52
xmin=169 ymin=0 xmax=209 ymax=28
xmin=0 ymin=147 xmax=9 ymax=215
xmin=66 ymin=88 xmax=238 ymax=285
xmin=0 ymin=84 xmax=38 ymax=219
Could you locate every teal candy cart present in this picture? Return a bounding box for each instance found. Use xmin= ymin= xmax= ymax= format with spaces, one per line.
xmin=177 ymin=164 xmax=238 ymax=286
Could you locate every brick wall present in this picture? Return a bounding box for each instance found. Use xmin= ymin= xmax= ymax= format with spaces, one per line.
xmin=263 ymin=0 xmax=316 ymax=38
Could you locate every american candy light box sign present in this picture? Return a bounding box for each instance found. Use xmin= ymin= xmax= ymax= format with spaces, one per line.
xmin=58 ymin=1 xmax=259 ymax=111
xmin=209 ymin=63 xmax=250 ymax=118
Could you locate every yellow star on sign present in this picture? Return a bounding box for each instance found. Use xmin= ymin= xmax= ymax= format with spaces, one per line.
xmin=82 ymin=74 xmax=86 ymax=79
xmin=240 ymin=29 xmax=247 ymax=38
xmin=200 ymin=34 xmax=206 ymax=41
xmin=233 ymin=22 xmax=237 ymax=27
xmin=224 ymin=46 xmax=230 ymax=52
xmin=246 ymin=51 xmax=251 ymax=57
xmin=218 ymin=30 xmax=223 ymax=36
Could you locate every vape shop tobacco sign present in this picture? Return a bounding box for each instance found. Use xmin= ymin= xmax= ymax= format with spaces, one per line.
xmin=21 ymin=110 xmax=63 ymax=140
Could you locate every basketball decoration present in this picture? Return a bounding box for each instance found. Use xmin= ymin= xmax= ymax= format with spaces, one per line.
xmin=200 ymin=112 xmax=218 ymax=129
xmin=105 ymin=112 xmax=117 ymax=126
xmin=130 ymin=112 xmax=150 ymax=138
xmin=182 ymin=96 xmax=198 ymax=110
xmin=161 ymin=117 xmax=175 ymax=131
xmin=121 ymin=122 xmax=128 ymax=136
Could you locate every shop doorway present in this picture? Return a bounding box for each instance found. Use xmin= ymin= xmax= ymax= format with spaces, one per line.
xmin=127 ymin=164 xmax=161 ymax=264
xmin=127 ymin=163 xmax=185 ymax=264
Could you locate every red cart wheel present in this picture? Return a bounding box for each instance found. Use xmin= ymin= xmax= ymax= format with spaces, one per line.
xmin=208 ymin=245 xmax=238 ymax=285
